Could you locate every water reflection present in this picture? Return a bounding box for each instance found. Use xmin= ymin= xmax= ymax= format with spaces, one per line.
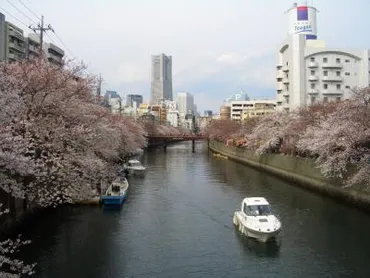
xmin=234 ymin=229 xmax=281 ymax=258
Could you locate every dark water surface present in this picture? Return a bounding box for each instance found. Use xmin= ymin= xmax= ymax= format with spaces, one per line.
xmin=19 ymin=142 xmax=370 ymax=277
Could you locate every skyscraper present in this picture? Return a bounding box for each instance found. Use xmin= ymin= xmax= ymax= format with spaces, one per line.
xmin=176 ymin=92 xmax=194 ymax=116
xmin=151 ymin=54 xmax=173 ymax=104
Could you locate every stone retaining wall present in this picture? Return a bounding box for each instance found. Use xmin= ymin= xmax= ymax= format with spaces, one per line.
xmin=209 ymin=140 xmax=370 ymax=212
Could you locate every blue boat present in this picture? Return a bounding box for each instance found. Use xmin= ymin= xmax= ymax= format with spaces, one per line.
xmin=101 ymin=177 xmax=129 ymax=208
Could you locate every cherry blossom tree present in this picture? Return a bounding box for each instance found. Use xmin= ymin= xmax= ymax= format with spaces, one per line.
xmin=204 ymin=119 xmax=242 ymax=142
xmin=297 ymin=88 xmax=370 ymax=187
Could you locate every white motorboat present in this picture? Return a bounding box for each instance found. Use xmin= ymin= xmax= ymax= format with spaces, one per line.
xmin=124 ymin=159 xmax=146 ymax=176
xmin=233 ymin=197 xmax=281 ymax=242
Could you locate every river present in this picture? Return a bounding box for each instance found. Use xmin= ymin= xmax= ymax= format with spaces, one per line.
xmin=18 ymin=141 xmax=370 ymax=277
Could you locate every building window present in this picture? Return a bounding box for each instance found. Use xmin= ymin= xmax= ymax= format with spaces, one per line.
xmin=336 ymin=97 xmax=341 ymax=102
xmin=310 ymin=70 xmax=315 ymax=75
xmin=310 ymin=83 xmax=316 ymax=89
xmin=277 ymin=78 xmax=282 ymax=82
xmin=323 ymin=57 xmax=328 ymax=63
xmin=286 ymin=62 xmax=289 ymax=66
xmin=345 ymin=85 xmax=350 ymax=89
xmin=345 ymin=59 xmax=350 ymax=63
xmin=337 ymin=84 xmax=341 ymax=90
xmin=310 ymin=57 xmax=315 ymax=62
xmin=336 ymin=58 xmax=341 ymax=63
xmin=336 ymin=71 xmax=341 ymax=76
xmin=323 ymin=71 xmax=328 ymax=76
xmin=345 ymin=72 xmax=350 ymax=76
xmin=323 ymin=84 xmax=328 ymax=89
xmin=311 ymin=96 xmax=316 ymax=103
xmin=323 ymin=97 xmax=328 ymax=103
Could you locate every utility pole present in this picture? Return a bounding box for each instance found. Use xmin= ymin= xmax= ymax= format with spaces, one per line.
xmin=97 ymin=74 xmax=102 ymax=98
xmin=29 ymin=15 xmax=54 ymax=56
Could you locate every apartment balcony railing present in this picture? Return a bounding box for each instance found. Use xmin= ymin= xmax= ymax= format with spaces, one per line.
xmin=322 ymin=90 xmax=344 ymax=95
xmin=322 ymin=76 xmax=343 ymax=82
xmin=308 ymin=75 xmax=319 ymax=81
xmin=322 ymin=63 xmax=343 ymax=69
xmin=307 ymin=89 xmax=319 ymax=95
xmin=308 ymin=62 xmax=318 ymax=68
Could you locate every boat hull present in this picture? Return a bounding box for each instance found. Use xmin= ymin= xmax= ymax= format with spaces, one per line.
xmin=233 ymin=212 xmax=280 ymax=243
xmin=102 ymin=193 xmax=126 ymax=207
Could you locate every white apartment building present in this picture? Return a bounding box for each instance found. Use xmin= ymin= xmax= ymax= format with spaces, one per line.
xmin=276 ymin=3 xmax=370 ymax=111
xmin=151 ymin=53 xmax=173 ymax=104
xmin=230 ymin=100 xmax=276 ymax=121
xmin=162 ymin=100 xmax=179 ymax=127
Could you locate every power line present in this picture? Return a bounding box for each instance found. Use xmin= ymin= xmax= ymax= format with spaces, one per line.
xmin=52 ymin=31 xmax=75 ymax=58
xmin=17 ymin=0 xmax=41 ymax=21
xmin=0 ymin=6 xmax=30 ymax=29
xmin=5 ymin=0 xmax=37 ymax=25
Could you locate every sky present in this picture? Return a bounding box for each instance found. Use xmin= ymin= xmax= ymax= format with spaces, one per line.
xmin=1 ymin=0 xmax=370 ymax=113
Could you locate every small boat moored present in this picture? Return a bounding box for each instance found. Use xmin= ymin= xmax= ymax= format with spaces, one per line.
xmin=101 ymin=177 xmax=129 ymax=208
xmin=123 ymin=159 xmax=146 ymax=176
xmin=233 ymin=197 xmax=281 ymax=242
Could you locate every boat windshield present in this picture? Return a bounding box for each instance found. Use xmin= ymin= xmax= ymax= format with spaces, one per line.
xmin=246 ymin=205 xmax=272 ymax=216
xmin=129 ymin=162 xmax=141 ymax=167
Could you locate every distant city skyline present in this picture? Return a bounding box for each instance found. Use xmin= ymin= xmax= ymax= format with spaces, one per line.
xmin=1 ymin=0 xmax=370 ymax=112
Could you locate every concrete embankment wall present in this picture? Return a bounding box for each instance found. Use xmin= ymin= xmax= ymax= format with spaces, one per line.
xmin=209 ymin=140 xmax=370 ymax=212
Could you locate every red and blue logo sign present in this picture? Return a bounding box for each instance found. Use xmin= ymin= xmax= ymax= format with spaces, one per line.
xmin=297 ymin=6 xmax=308 ymax=21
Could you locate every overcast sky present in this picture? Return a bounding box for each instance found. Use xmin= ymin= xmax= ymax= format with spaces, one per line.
xmin=1 ymin=0 xmax=370 ymax=112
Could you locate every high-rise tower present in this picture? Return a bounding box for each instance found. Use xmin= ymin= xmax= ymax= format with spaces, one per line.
xmin=151 ymin=54 xmax=173 ymax=104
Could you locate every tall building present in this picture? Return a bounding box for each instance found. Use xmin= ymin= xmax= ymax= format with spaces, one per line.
xmin=176 ymin=92 xmax=194 ymax=116
xmin=276 ymin=3 xmax=370 ymax=111
xmin=4 ymin=21 xmax=25 ymax=62
xmin=126 ymin=94 xmax=143 ymax=107
xmin=151 ymin=53 xmax=173 ymax=104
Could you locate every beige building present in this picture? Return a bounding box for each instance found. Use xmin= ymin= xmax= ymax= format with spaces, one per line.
xmin=230 ymin=100 xmax=276 ymax=121
xmin=220 ymin=105 xmax=231 ymax=120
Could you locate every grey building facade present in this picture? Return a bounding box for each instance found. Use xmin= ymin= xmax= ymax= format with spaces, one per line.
xmin=151 ymin=53 xmax=173 ymax=104
xmin=126 ymin=94 xmax=143 ymax=107
xmin=4 ymin=22 xmax=25 ymax=62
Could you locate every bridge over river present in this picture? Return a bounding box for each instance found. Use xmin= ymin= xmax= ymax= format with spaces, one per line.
xmin=17 ymin=141 xmax=370 ymax=277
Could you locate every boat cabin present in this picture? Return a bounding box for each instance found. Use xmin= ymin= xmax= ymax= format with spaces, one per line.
xmin=241 ymin=197 xmax=273 ymax=217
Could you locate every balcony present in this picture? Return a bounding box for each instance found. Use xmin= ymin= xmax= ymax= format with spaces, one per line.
xmin=282 ymin=66 xmax=289 ymax=72
xmin=9 ymin=30 xmax=24 ymax=41
xmin=322 ymin=90 xmax=344 ymax=95
xmin=308 ymin=75 xmax=319 ymax=81
xmin=322 ymin=76 xmax=343 ymax=82
xmin=283 ymin=91 xmax=289 ymax=97
xmin=282 ymin=78 xmax=289 ymax=84
xmin=276 ymin=82 xmax=284 ymax=91
xmin=307 ymin=89 xmax=319 ymax=95
xmin=322 ymin=63 xmax=343 ymax=69
xmin=276 ymin=70 xmax=285 ymax=79
xmin=9 ymin=42 xmax=25 ymax=53
xmin=308 ymin=62 xmax=318 ymax=68
xmin=28 ymin=44 xmax=40 ymax=54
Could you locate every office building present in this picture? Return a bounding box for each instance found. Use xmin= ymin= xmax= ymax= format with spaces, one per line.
xmin=276 ymin=3 xmax=370 ymax=111
xmin=126 ymin=94 xmax=143 ymax=107
xmin=104 ymin=90 xmax=122 ymax=114
xmin=230 ymin=100 xmax=276 ymax=121
xmin=176 ymin=92 xmax=194 ymax=116
xmin=151 ymin=53 xmax=173 ymax=104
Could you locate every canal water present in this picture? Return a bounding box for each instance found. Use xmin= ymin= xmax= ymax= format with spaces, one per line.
xmin=18 ymin=142 xmax=370 ymax=277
